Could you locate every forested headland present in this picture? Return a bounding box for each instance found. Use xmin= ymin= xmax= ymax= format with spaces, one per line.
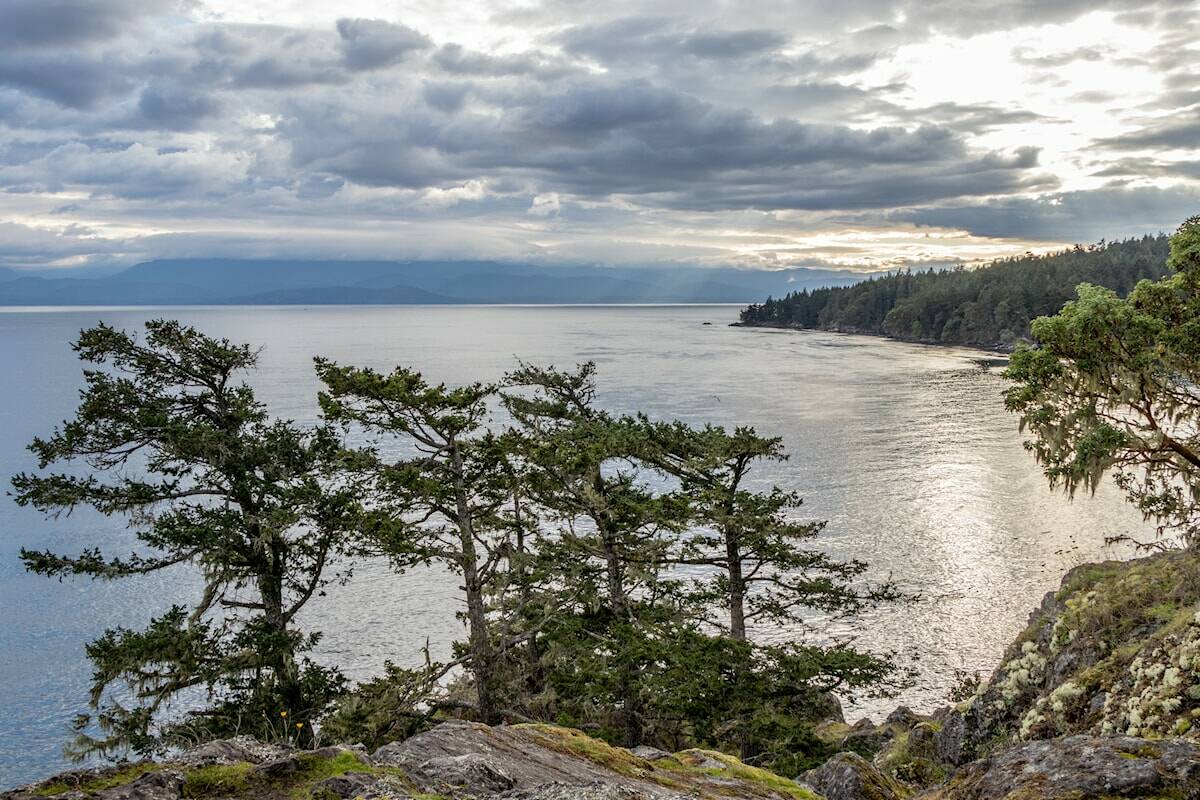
xmin=737 ymin=235 xmax=1171 ymax=350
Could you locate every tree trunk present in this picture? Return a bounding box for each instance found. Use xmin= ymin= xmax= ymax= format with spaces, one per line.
xmin=726 ymin=531 xmax=746 ymax=642
xmin=452 ymin=444 xmax=499 ymax=725
xmin=590 ymin=467 xmax=642 ymax=745
xmin=259 ymin=568 xmax=309 ymax=745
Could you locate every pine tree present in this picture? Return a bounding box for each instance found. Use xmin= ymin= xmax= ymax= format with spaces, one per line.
xmin=14 ymin=321 xmax=357 ymax=756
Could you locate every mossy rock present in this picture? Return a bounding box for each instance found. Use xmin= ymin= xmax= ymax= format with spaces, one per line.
xmin=961 ymin=550 xmax=1200 ymax=758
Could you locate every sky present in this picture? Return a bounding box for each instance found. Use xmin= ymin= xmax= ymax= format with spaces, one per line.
xmin=0 ymin=0 xmax=1197 ymax=273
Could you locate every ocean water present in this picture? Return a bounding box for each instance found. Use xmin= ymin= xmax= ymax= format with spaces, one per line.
xmin=0 ymin=305 xmax=1151 ymax=786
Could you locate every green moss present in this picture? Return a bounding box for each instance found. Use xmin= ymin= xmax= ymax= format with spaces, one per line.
xmin=1056 ymin=563 xmax=1123 ymax=600
xmin=183 ymin=762 xmax=255 ymax=797
xmin=1114 ymin=743 xmax=1162 ymax=759
xmin=516 ymin=724 xmax=659 ymax=781
xmin=31 ymin=763 xmax=159 ymax=796
xmin=675 ymin=751 xmax=822 ymax=800
xmin=515 ymin=724 xmax=820 ymax=799
xmin=182 ymin=751 xmax=380 ymax=800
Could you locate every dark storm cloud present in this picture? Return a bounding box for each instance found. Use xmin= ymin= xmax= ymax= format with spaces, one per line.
xmin=1096 ymin=116 xmax=1200 ymax=151
xmin=336 ymin=18 xmax=432 ymax=70
xmin=557 ymin=17 xmax=789 ymax=65
xmin=279 ymin=77 xmax=1046 ymax=211
xmin=133 ymin=83 xmax=222 ymax=131
xmin=422 ymin=81 xmax=472 ymax=113
xmin=0 ymin=53 xmax=137 ymax=109
xmin=0 ymin=0 xmax=188 ymax=50
xmin=431 ymin=44 xmax=575 ymax=79
xmin=897 ymin=184 xmax=1200 ymax=241
xmin=1092 ymin=157 xmax=1200 ymax=179
xmin=190 ymin=26 xmax=348 ymax=90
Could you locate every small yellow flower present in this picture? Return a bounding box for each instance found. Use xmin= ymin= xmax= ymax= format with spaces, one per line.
xmin=296 ymin=722 xmax=304 ymax=729
xmin=280 ymin=711 xmax=288 ymax=718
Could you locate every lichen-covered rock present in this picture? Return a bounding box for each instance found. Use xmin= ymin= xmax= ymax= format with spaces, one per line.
xmin=917 ymin=735 xmax=1200 ymax=799
xmin=498 ymin=783 xmax=687 ymax=800
xmin=373 ymin=721 xmax=821 ymax=799
xmin=799 ymin=752 xmax=909 ymax=800
xmin=628 ymin=747 xmax=671 ymax=762
xmin=309 ymin=771 xmax=386 ymax=799
xmin=413 ymin=753 xmax=518 ymax=794
xmin=959 ymin=551 xmax=1200 ymax=759
xmin=178 ymin=738 xmax=289 ymax=767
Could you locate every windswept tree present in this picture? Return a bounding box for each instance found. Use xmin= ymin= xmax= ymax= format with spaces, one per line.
xmin=315 ymin=360 xmax=516 ymax=725
xmin=1006 ymin=216 xmax=1200 ymax=548
xmin=638 ymin=421 xmax=899 ymax=760
xmin=13 ymin=321 xmax=357 ymax=756
xmin=642 ymin=422 xmax=897 ymax=641
xmin=502 ymin=362 xmax=689 ymax=745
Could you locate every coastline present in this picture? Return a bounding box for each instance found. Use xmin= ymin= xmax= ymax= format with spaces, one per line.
xmin=729 ymin=320 xmax=1020 ymax=357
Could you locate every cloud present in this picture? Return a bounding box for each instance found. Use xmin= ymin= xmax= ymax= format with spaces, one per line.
xmin=0 ymin=0 xmax=1195 ymax=272
xmin=0 ymin=141 xmax=249 ymax=199
xmin=0 ymin=0 xmax=189 ymax=50
xmin=336 ymin=18 xmax=432 ymax=70
xmin=0 ymin=52 xmax=138 ymax=109
xmin=558 ymin=17 xmax=789 ymax=65
xmin=1096 ymin=116 xmax=1200 ymax=151
xmin=897 ymin=184 xmax=1200 ymax=241
xmin=0 ymin=221 xmax=130 ymax=268
xmin=276 ymin=77 xmax=1047 ymax=212
xmin=133 ymin=82 xmax=223 ymax=130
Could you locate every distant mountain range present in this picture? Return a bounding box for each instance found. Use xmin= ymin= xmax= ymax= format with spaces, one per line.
xmin=0 ymin=260 xmax=862 ymax=306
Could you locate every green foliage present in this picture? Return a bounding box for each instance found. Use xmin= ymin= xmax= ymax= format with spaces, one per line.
xmin=741 ymin=236 xmax=1171 ymax=348
xmin=22 ymin=324 xmax=899 ymax=776
xmin=316 ymin=359 xmax=514 ymax=725
xmin=319 ymin=662 xmax=443 ymax=750
xmin=12 ymin=320 xmax=358 ymax=757
xmin=1005 ymin=218 xmax=1200 ymax=547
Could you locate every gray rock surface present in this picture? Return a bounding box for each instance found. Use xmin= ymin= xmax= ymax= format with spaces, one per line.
xmin=93 ymin=772 xmax=184 ymax=800
xmin=498 ymin=783 xmax=686 ymax=800
xmin=372 ymin=720 xmax=640 ymax=793
xmin=799 ymin=752 xmax=907 ymax=800
xmin=918 ymin=735 xmax=1200 ymax=799
xmin=178 ymin=737 xmax=288 ymax=766
xmin=933 ymin=710 xmax=966 ymax=766
xmin=628 ymin=747 xmax=671 ymax=762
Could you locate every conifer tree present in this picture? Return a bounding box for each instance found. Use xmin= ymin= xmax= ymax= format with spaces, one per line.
xmin=1006 ymin=217 xmax=1200 ymax=547
xmin=315 ymin=360 xmax=514 ymax=724
xmin=13 ymin=321 xmax=357 ymax=755
xmin=502 ymin=362 xmax=688 ymax=745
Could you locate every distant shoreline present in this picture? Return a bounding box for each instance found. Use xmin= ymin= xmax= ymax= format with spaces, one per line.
xmin=730 ymin=320 xmax=1018 ymax=357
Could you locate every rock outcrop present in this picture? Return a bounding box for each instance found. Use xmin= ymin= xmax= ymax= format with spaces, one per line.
xmin=917 ymin=735 xmax=1200 ymax=799
xmin=798 ymin=752 xmax=908 ymax=800
xmin=954 ymin=551 xmax=1200 ymax=761
xmin=2 ymin=722 xmax=821 ymax=800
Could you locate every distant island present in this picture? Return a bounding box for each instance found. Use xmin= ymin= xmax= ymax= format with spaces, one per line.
xmin=0 ymin=260 xmax=861 ymax=306
xmin=736 ymin=236 xmax=1171 ymax=350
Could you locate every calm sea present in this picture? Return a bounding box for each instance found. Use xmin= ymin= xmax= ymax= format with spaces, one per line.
xmin=0 ymin=305 xmax=1150 ymax=786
